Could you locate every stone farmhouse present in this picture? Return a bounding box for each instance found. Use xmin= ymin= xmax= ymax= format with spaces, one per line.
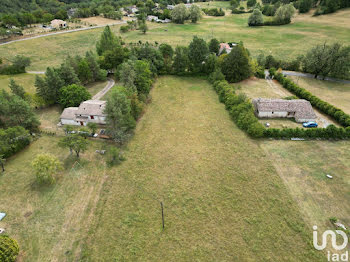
xmin=252 ymin=98 xmax=317 ymax=123
xmin=60 ymin=100 xmax=106 ymax=126
xmin=50 ymin=19 xmax=67 ymax=29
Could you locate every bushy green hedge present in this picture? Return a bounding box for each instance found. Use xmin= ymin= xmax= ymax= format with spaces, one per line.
xmin=272 ymin=71 xmax=350 ymax=127
xmin=0 ymin=235 xmax=19 ymax=262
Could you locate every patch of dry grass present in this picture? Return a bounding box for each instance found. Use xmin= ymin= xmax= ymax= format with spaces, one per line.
xmin=0 ymin=73 xmax=36 ymax=94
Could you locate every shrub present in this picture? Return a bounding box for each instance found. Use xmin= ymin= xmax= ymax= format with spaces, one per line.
xmin=0 ymin=235 xmax=19 ymax=262
xmin=32 ymin=154 xmax=63 ymax=185
xmin=248 ymin=9 xmax=264 ymax=26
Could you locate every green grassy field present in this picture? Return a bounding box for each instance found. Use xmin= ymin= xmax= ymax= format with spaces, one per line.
xmin=0 ymin=7 xmax=349 ymax=71
xmin=289 ymin=76 xmax=350 ymax=115
xmin=80 ymin=76 xmax=324 ymax=261
xmin=260 ymin=140 xmax=350 ymax=247
xmin=0 ymin=73 xmax=37 ymax=93
xmin=0 ymin=136 xmax=111 ymax=261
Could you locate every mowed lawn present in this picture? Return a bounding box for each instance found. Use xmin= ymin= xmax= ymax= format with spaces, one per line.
xmin=81 ymin=76 xmax=324 ymax=261
xmin=289 ymin=76 xmax=350 ymax=115
xmin=1 ymin=7 xmax=349 ymax=71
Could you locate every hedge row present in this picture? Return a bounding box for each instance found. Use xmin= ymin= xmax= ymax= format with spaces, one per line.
xmin=272 ymin=70 xmax=350 ymax=127
xmin=210 ymin=76 xmax=350 ymax=140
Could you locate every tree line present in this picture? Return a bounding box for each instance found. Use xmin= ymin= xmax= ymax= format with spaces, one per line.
xmin=257 ymin=43 xmax=350 ymax=80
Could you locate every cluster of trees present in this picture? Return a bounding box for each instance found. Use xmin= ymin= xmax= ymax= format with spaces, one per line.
xmin=0 ymin=88 xmax=40 ymax=131
xmin=261 ymin=0 xmax=350 ymax=16
xmin=248 ymin=3 xmax=296 ymax=26
xmin=0 ymin=235 xmax=19 ymax=262
xmin=32 ymin=153 xmax=63 ymax=185
xmin=35 ymin=51 xmax=106 ymax=106
xmin=257 ymin=43 xmax=350 ymax=80
xmin=271 ymin=69 xmax=350 ymax=127
xmin=202 ymin=7 xmax=225 ymax=16
xmin=171 ymin=4 xmax=202 ymax=23
xmin=0 ymin=56 xmax=31 ymax=75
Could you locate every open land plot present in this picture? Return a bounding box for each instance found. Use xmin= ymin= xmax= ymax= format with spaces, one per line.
xmin=81 ymin=76 xmax=324 ymax=261
xmin=0 ymin=135 xmax=111 ymax=261
xmin=0 ymin=73 xmax=37 ymax=94
xmin=237 ymin=78 xmax=339 ymax=128
xmin=260 ymin=140 xmax=350 ymax=255
xmin=289 ymin=76 xmax=350 ymax=115
xmin=80 ymin=16 xmax=124 ymax=26
xmin=0 ymin=7 xmax=349 ymax=71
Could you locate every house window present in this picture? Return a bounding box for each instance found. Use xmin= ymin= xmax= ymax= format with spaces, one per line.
xmin=272 ymin=112 xmax=274 ymax=114
xmin=90 ymin=115 xmax=94 ymax=119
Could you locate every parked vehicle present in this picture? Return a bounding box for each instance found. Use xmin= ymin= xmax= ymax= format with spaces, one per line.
xmin=303 ymin=121 xmax=318 ymax=128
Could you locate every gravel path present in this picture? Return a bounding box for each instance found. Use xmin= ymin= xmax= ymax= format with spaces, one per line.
xmin=92 ymin=78 xmax=115 ymax=100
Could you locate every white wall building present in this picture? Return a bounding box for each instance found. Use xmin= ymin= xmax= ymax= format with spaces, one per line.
xmin=252 ymin=98 xmax=317 ymax=123
xmin=60 ymin=100 xmax=106 ymax=126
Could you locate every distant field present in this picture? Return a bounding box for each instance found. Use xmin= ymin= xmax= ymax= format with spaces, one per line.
xmin=289 ymin=76 xmax=350 ymax=115
xmin=82 ymin=76 xmax=324 ymax=261
xmin=0 ymin=7 xmax=349 ymax=71
xmin=0 ymin=73 xmax=36 ymax=94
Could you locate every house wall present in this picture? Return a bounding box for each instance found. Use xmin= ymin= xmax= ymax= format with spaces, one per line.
xmin=80 ymin=114 xmax=106 ymax=125
xmin=258 ymin=111 xmax=288 ymax=118
xmin=61 ymin=118 xmax=81 ymax=126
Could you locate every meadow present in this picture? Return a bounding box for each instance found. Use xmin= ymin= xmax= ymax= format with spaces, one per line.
xmin=0 ymin=8 xmax=349 ymax=71
xmin=81 ymin=76 xmax=324 ymax=261
xmin=288 ymin=76 xmax=350 ymax=115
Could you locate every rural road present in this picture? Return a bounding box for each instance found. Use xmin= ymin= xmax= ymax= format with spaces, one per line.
xmin=0 ymin=21 xmax=126 ymax=47
xmin=93 ymin=78 xmax=115 ymax=100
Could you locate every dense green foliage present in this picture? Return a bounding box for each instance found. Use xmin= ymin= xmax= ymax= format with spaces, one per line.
xmin=0 ymin=56 xmax=31 ymax=75
xmin=202 ymin=7 xmax=225 ymax=16
xmin=59 ymin=84 xmax=91 ymax=108
xmin=0 ymin=235 xmax=19 ymax=262
xmin=0 ymin=126 xmax=31 ymax=158
xmin=248 ymin=9 xmax=264 ymax=26
xmin=32 ymin=153 xmax=63 ymax=185
xmin=220 ymin=44 xmax=252 ymax=83
xmin=36 ymin=52 xmax=105 ymax=105
xmin=0 ymin=89 xmax=40 ymax=131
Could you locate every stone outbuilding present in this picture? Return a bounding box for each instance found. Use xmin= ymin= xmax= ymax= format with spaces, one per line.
xmin=252 ymin=98 xmax=317 ymax=123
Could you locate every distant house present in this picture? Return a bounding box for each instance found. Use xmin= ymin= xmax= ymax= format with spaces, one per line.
xmin=60 ymin=100 xmax=106 ymax=126
xmin=167 ymin=5 xmax=175 ymax=10
xmin=252 ymin=98 xmax=317 ymax=123
xmin=50 ymin=19 xmax=67 ymax=29
xmin=125 ymin=5 xmax=139 ymax=14
xmin=218 ymin=42 xmax=238 ymax=55
xmin=147 ymin=15 xmax=158 ymax=22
